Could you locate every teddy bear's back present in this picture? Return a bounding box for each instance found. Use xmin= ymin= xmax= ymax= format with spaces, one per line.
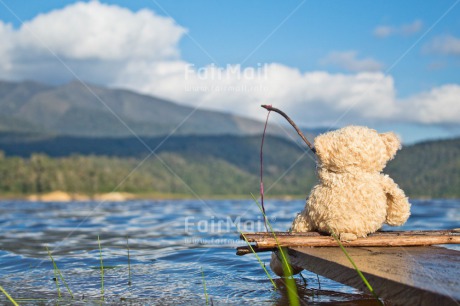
xmin=300 ymin=172 xmax=388 ymax=237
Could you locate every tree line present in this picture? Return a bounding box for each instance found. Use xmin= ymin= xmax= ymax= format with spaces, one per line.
xmin=0 ymin=136 xmax=458 ymax=199
xmin=0 ymin=152 xmax=314 ymax=197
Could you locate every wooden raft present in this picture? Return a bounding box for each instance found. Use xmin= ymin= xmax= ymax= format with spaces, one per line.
xmin=237 ymin=230 xmax=460 ymax=305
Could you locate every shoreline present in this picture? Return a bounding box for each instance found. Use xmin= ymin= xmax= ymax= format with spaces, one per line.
xmin=1 ymin=191 xmax=200 ymax=202
xmin=0 ymin=191 xmax=452 ymax=202
xmin=0 ymin=191 xmax=305 ymax=202
xmin=0 ymin=191 xmax=168 ymax=202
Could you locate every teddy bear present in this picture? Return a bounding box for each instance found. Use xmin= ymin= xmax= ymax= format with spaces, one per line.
xmin=270 ymin=126 xmax=411 ymax=276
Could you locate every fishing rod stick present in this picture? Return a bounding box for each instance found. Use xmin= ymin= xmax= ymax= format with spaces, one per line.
xmin=261 ymin=105 xmax=316 ymax=154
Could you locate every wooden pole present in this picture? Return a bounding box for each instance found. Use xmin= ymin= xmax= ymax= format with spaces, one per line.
xmin=261 ymin=105 xmax=316 ymax=153
xmin=236 ymin=229 xmax=460 ymax=256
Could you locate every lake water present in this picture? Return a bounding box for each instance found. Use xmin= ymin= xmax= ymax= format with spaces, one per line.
xmin=0 ymin=199 xmax=459 ymax=305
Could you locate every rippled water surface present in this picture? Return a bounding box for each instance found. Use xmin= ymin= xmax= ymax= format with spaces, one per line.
xmin=0 ymin=199 xmax=459 ymax=305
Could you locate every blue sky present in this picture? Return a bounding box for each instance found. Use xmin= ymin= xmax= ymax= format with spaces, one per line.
xmin=0 ymin=0 xmax=459 ymax=142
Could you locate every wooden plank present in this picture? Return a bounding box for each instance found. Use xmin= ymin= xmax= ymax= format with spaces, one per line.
xmin=288 ymin=246 xmax=460 ymax=306
xmin=243 ymin=229 xmax=460 ymax=238
xmin=239 ymin=229 xmax=460 ymax=248
xmin=236 ymin=246 xmax=275 ymax=256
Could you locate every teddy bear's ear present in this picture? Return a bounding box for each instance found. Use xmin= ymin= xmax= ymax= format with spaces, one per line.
xmin=380 ymin=132 xmax=401 ymax=159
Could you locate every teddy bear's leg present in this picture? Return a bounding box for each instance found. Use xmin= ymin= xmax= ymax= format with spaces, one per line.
xmin=290 ymin=212 xmax=314 ymax=232
xmin=381 ymin=175 xmax=411 ymax=226
xmin=339 ymin=233 xmax=358 ymax=241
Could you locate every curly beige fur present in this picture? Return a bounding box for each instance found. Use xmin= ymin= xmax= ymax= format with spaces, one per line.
xmin=270 ymin=126 xmax=411 ymax=276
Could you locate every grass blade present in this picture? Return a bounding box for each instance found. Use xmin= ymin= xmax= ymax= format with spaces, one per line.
xmin=98 ymin=235 xmax=104 ymax=301
xmin=201 ymin=267 xmax=209 ymax=304
xmin=53 ymin=261 xmax=61 ymax=298
xmin=279 ymin=248 xmax=300 ymax=306
xmin=46 ymin=246 xmax=73 ymax=298
xmin=240 ymin=231 xmax=278 ymax=290
xmin=330 ymin=232 xmax=383 ymax=305
xmin=126 ymin=236 xmax=132 ymax=286
xmin=0 ymin=285 xmax=19 ymax=306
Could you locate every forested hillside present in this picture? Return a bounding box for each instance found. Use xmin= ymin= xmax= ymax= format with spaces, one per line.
xmin=387 ymin=138 xmax=460 ymax=198
xmin=0 ymin=135 xmax=317 ymax=197
xmin=0 ymin=135 xmax=458 ymax=198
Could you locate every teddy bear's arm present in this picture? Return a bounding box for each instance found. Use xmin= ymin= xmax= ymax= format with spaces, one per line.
xmin=380 ymin=175 xmax=411 ymax=226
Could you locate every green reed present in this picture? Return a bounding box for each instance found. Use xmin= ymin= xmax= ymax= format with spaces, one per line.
xmin=98 ymin=235 xmax=104 ymax=301
xmin=46 ymin=246 xmax=74 ymax=299
xmin=126 ymin=236 xmax=132 ymax=286
xmin=330 ymin=231 xmax=383 ymax=305
xmin=0 ymin=285 xmax=19 ymax=306
xmin=201 ymin=267 xmax=209 ymax=304
xmin=239 ymin=231 xmax=278 ymax=290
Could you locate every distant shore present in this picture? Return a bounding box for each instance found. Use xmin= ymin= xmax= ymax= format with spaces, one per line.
xmin=2 ymin=191 xmax=194 ymax=202
xmin=0 ymin=191 xmax=441 ymax=202
xmin=26 ymin=191 xmax=135 ymax=202
xmin=0 ymin=190 xmax=303 ymax=202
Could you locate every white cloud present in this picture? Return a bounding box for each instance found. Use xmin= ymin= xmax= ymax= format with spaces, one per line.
xmin=117 ymin=61 xmax=460 ymax=128
xmin=373 ymin=26 xmax=393 ymax=38
xmin=0 ymin=1 xmax=185 ymax=83
xmin=373 ymin=20 xmax=423 ymax=38
xmin=20 ymin=1 xmax=185 ymax=60
xmin=425 ymin=35 xmax=460 ymax=56
xmin=400 ymin=20 xmax=423 ymax=36
xmin=400 ymin=85 xmax=460 ymax=125
xmin=0 ymin=2 xmax=458 ymax=128
xmin=0 ymin=22 xmax=13 ymax=72
xmin=114 ymin=61 xmax=398 ymax=126
xmin=320 ymin=51 xmax=383 ymax=72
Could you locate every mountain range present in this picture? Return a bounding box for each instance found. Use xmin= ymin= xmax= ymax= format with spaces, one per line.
xmin=0 ymin=79 xmax=324 ymax=138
